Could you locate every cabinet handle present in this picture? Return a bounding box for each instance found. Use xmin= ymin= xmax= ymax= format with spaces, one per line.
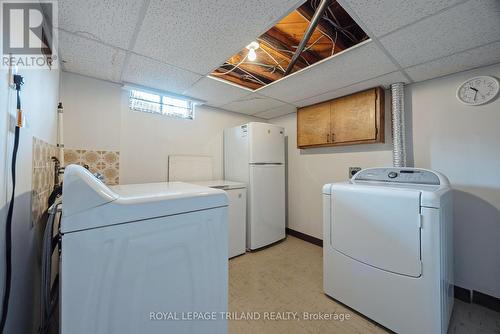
xmin=327 ymin=133 xmax=330 ymax=142
xmin=331 ymin=133 xmax=335 ymax=142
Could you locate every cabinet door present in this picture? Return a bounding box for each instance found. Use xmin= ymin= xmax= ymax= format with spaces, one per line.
xmin=297 ymin=102 xmax=331 ymax=147
xmin=330 ymin=88 xmax=381 ymax=144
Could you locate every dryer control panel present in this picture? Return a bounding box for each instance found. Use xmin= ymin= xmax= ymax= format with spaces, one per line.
xmin=353 ymin=168 xmax=441 ymax=185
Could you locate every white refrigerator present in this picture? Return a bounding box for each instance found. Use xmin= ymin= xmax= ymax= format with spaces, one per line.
xmin=224 ymin=122 xmax=286 ymax=250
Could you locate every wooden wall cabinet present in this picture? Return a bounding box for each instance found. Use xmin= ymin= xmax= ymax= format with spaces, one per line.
xmin=297 ymin=87 xmax=384 ymax=148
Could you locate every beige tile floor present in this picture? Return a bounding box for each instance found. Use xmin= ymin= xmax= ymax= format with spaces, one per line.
xmin=228 ymin=236 xmax=500 ymax=334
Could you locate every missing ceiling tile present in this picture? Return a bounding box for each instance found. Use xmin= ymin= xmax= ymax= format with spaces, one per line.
xmin=210 ymin=0 xmax=368 ymax=90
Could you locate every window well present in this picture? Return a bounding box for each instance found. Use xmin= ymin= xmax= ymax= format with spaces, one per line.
xmin=210 ymin=0 xmax=368 ymax=90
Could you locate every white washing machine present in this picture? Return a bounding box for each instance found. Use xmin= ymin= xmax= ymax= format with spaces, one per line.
xmin=60 ymin=165 xmax=229 ymax=334
xmin=189 ymin=180 xmax=247 ymax=258
xmin=323 ymin=167 xmax=453 ymax=334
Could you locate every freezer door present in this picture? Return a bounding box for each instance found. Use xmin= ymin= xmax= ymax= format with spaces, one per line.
xmin=330 ymin=185 xmax=422 ymax=277
xmin=248 ymin=123 xmax=285 ymax=164
xmin=224 ymin=126 xmax=249 ymax=183
xmin=248 ymin=165 xmax=286 ymax=249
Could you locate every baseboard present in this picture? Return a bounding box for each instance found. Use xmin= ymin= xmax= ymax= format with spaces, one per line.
xmin=454 ymin=285 xmax=472 ymax=303
xmin=287 ymin=228 xmax=500 ymax=313
xmin=473 ymin=290 xmax=500 ymax=313
xmin=286 ymin=228 xmax=322 ymax=247
xmin=454 ymin=286 xmax=500 ymax=313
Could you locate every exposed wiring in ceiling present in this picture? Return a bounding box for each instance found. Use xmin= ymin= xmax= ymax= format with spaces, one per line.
xmin=326 ymin=5 xmax=359 ymax=43
xmin=237 ymin=67 xmax=267 ymax=85
xmin=302 ymin=35 xmax=324 ymax=52
xmin=213 ymin=56 xmax=268 ymax=86
xmin=329 ymin=30 xmax=338 ymax=56
xmin=322 ymin=14 xmax=358 ymax=43
xmin=216 ymin=31 xmax=337 ymax=84
xmin=257 ymin=38 xmax=311 ymax=66
xmin=290 ymin=28 xmax=337 ymax=57
xmin=241 ymin=62 xmax=275 ymax=68
xmin=326 ymin=6 xmax=341 ymax=26
xmin=212 ymin=0 xmax=366 ymax=88
xmin=242 ymin=75 xmax=266 ymax=86
xmin=303 ymin=31 xmax=336 ymax=56
xmin=211 ymin=54 xmax=248 ymax=76
xmin=241 ymin=62 xmax=283 ymax=75
xmin=310 ymin=0 xmax=360 ymax=44
xmin=258 ymin=47 xmax=286 ymax=73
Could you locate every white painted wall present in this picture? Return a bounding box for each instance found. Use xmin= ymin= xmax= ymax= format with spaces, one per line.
xmin=60 ymin=72 xmax=121 ymax=151
xmin=60 ymin=72 xmax=262 ymax=184
xmin=120 ymin=100 xmax=262 ymax=184
xmin=0 ymin=67 xmax=60 ymax=333
xmin=271 ymin=90 xmax=394 ymax=239
xmin=272 ymin=63 xmax=500 ymax=299
xmin=410 ymin=63 xmax=500 ymax=299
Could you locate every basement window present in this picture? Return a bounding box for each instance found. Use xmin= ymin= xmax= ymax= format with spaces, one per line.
xmin=129 ymin=89 xmax=194 ymax=119
xmin=210 ymin=0 xmax=368 ymax=90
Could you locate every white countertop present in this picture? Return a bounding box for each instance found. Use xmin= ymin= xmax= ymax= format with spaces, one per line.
xmin=188 ymin=180 xmax=246 ymax=190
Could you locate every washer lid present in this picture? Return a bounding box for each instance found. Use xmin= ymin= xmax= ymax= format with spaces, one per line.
xmin=61 ymin=165 xmax=228 ymax=233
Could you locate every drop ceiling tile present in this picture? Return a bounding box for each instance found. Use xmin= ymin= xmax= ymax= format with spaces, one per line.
xmin=122 ymin=54 xmax=202 ymax=94
xmin=253 ymin=104 xmax=297 ymax=119
xmin=58 ymin=0 xmax=146 ymax=49
xmin=220 ymin=94 xmax=286 ymax=115
xmin=258 ymin=41 xmax=397 ymax=103
xmin=380 ymin=0 xmax=500 ymax=68
xmin=405 ymin=42 xmax=500 ymax=82
xmin=294 ymin=71 xmax=409 ymax=107
xmin=58 ymin=31 xmax=126 ymax=82
xmin=183 ymin=76 xmax=252 ymax=107
xmin=132 ymin=0 xmax=303 ymax=75
xmin=338 ymin=0 xmax=465 ymax=37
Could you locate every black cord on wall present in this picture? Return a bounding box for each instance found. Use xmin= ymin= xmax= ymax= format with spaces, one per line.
xmin=0 ymin=74 xmax=24 ymax=333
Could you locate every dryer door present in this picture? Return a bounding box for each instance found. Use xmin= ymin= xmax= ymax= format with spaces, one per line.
xmin=331 ymin=185 xmax=422 ymax=277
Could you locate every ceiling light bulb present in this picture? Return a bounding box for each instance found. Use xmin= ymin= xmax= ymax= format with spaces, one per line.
xmin=248 ymin=48 xmax=257 ymax=61
xmin=247 ymin=41 xmax=259 ymax=50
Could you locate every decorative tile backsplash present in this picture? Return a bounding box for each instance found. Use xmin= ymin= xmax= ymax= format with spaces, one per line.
xmin=31 ymin=142 xmax=120 ymax=225
xmin=64 ymin=149 xmax=120 ymax=185
xmin=32 ymin=137 xmax=58 ymax=226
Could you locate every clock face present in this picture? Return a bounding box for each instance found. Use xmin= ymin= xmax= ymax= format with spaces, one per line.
xmin=457 ymin=76 xmax=499 ymax=106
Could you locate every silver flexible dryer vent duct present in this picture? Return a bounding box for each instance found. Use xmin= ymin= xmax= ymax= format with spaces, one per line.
xmin=391 ymin=82 xmax=407 ymax=167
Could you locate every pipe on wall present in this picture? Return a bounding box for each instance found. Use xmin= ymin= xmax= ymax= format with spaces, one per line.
xmin=391 ymin=82 xmax=407 ymax=167
xmin=57 ymin=102 xmax=64 ymax=168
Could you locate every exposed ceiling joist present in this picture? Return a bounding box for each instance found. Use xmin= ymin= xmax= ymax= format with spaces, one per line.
xmin=211 ymin=0 xmax=368 ymax=90
xmin=211 ymin=70 xmax=263 ymax=90
xmin=285 ymin=0 xmax=333 ymax=75
xmin=261 ymin=27 xmax=321 ymax=66
xmin=226 ymin=54 xmax=284 ymax=82
xmin=296 ymin=6 xmax=346 ymax=51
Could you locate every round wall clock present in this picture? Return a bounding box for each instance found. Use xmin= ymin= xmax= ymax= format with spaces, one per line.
xmin=456 ymin=76 xmax=499 ymax=106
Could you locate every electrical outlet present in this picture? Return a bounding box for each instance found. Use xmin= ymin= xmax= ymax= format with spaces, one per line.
xmin=349 ymin=167 xmax=361 ymax=179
